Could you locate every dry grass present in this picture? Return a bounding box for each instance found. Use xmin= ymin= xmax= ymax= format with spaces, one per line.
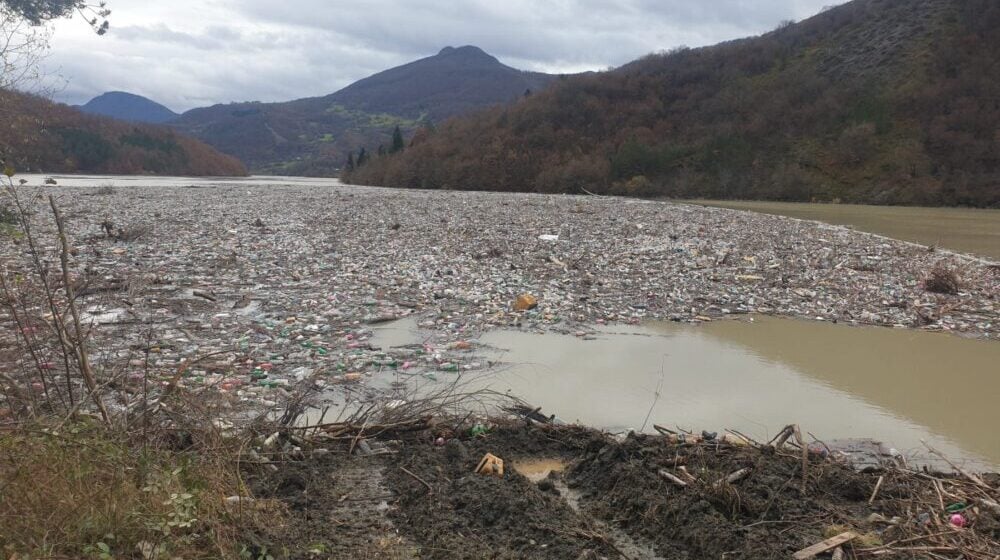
xmin=0 ymin=177 xmax=277 ymax=559
xmin=0 ymin=420 xmax=262 ymax=559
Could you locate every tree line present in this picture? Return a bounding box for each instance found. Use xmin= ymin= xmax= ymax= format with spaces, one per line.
xmin=344 ymin=0 xmax=1000 ymax=208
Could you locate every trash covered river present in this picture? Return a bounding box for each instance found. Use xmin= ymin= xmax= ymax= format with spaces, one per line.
xmin=4 ymin=174 xmax=998 ymax=472
xmin=688 ymin=199 xmax=1000 ymax=261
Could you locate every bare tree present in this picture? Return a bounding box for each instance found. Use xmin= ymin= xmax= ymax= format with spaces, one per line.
xmin=0 ymin=7 xmax=54 ymax=91
xmin=0 ymin=1 xmax=109 ymax=92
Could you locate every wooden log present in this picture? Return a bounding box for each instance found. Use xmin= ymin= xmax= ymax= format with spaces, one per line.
xmin=793 ymin=532 xmax=858 ymax=560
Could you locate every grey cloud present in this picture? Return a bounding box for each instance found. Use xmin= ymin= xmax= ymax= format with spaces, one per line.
xmin=44 ymin=0 xmax=841 ymax=111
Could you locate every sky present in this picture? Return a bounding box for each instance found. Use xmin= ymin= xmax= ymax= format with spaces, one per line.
xmin=41 ymin=0 xmax=842 ymax=112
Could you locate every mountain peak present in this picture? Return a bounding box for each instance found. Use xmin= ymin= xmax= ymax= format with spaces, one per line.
xmin=437 ymin=45 xmax=496 ymax=62
xmin=79 ymin=91 xmax=179 ymax=124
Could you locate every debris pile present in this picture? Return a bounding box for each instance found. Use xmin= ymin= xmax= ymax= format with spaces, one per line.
xmin=246 ymin=409 xmax=1000 ymax=559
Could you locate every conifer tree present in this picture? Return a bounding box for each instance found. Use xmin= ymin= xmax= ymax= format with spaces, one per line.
xmin=390 ymin=125 xmax=405 ymax=154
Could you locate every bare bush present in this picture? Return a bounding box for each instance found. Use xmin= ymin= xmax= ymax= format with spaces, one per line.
xmin=923 ymin=262 xmax=961 ymax=295
xmin=0 ymin=175 xmax=273 ymax=557
xmin=100 ymin=218 xmax=151 ymax=241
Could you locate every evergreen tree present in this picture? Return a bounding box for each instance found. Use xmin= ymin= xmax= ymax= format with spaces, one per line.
xmin=345 ymin=152 xmax=355 ymax=172
xmin=390 ymin=125 xmax=405 ymax=154
xmin=357 ymin=147 xmax=369 ymax=167
xmin=377 ymin=144 xmax=386 ymax=156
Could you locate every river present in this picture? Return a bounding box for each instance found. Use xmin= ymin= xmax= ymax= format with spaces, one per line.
xmin=12 ymin=175 xmax=998 ymax=469
xmin=375 ymin=315 xmax=1000 ymax=471
xmin=685 ymin=200 xmax=1000 ymax=261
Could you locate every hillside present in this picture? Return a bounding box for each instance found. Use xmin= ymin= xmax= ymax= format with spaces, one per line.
xmin=0 ymin=89 xmax=247 ymax=176
xmin=170 ymin=46 xmax=556 ymax=175
xmin=345 ymin=0 xmax=1000 ymax=207
xmin=78 ymin=91 xmax=180 ymax=124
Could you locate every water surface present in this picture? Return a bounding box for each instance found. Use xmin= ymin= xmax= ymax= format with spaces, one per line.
xmin=687 ymin=200 xmax=1000 ymax=260
xmin=15 ymin=173 xmax=341 ymax=189
xmin=377 ymin=316 xmax=1000 ymax=470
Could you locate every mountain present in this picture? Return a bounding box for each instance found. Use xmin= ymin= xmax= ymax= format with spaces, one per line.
xmin=1 ymin=89 xmax=247 ymax=176
xmin=345 ymin=0 xmax=1000 ymax=208
xmin=78 ymin=91 xmax=180 ymax=124
xmin=328 ymin=46 xmax=554 ymax=118
xmin=170 ymin=46 xmax=557 ymax=175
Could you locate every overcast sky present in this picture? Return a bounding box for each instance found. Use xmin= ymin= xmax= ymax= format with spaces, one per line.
xmin=42 ymin=0 xmax=841 ymax=112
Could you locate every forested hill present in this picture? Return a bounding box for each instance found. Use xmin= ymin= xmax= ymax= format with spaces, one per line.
xmin=171 ymin=46 xmax=557 ymax=176
xmin=0 ymin=89 xmax=247 ymax=176
xmin=345 ymin=0 xmax=1000 ymax=208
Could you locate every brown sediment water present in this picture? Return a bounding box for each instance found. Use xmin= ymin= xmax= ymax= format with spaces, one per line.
xmin=511 ymin=458 xmax=568 ymax=482
xmin=685 ymin=200 xmax=1000 ymax=261
xmin=377 ymin=316 xmax=1000 ymax=470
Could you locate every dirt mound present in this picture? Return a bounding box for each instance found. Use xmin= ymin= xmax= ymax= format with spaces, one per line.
xmin=568 ymin=433 xmax=876 ymax=559
xmin=384 ymin=426 xmax=613 ymax=559
xmin=245 ymin=424 xmax=1000 ymax=559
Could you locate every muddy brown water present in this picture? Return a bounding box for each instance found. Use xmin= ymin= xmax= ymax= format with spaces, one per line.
xmin=686 ymin=200 xmax=1000 ymax=261
xmin=375 ymin=316 xmax=1000 ymax=471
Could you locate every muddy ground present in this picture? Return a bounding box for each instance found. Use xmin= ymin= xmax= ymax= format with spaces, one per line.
xmin=245 ymin=424 xmax=1000 ymax=559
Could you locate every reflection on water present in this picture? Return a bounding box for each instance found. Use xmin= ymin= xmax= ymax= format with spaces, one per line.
xmin=376 ymin=317 xmax=1000 ymax=470
xmin=687 ymin=200 xmax=1000 ymax=261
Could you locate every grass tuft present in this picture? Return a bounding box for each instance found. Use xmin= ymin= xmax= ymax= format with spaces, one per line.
xmin=0 ymin=421 xmax=265 ymax=559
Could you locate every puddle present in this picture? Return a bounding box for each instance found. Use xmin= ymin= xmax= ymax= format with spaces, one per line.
xmin=374 ymin=316 xmax=1000 ymax=471
xmin=512 ymin=458 xmax=568 ymax=483
xmin=513 ymin=458 xmax=664 ymax=560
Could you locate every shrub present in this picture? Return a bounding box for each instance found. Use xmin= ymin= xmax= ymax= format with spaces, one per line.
xmin=923 ymin=263 xmax=961 ymax=295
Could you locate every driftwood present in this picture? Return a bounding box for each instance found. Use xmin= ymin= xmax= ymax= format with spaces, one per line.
xmin=286 ymin=417 xmax=433 ymax=437
xmin=657 ymin=469 xmax=688 ymax=487
xmin=504 ymin=403 xmax=554 ymax=424
xmin=400 ymin=467 xmax=434 ymax=493
xmin=793 ymin=532 xmax=857 ymax=559
xmin=923 ymin=442 xmax=991 ymax=489
xmin=868 ymin=475 xmax=885 ymax=505
xmin=192 ymin=290 xmax=218 ymax=302
xmin=714 ymin=468 xmax=751 ymax=488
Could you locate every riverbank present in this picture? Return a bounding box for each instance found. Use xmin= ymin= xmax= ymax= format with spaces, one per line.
xmin=244 ymin=418 xmax=1000 ymax=559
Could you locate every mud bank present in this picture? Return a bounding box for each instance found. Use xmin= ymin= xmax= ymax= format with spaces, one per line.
xmin=246 ymin=423 xmax=1000 ymax=559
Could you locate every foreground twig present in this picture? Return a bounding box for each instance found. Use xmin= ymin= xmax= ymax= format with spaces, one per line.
xmin=50 ymin=196 xmax=110 ymax=426
xmin=400 ymin=466 xmax=433 ymax=494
